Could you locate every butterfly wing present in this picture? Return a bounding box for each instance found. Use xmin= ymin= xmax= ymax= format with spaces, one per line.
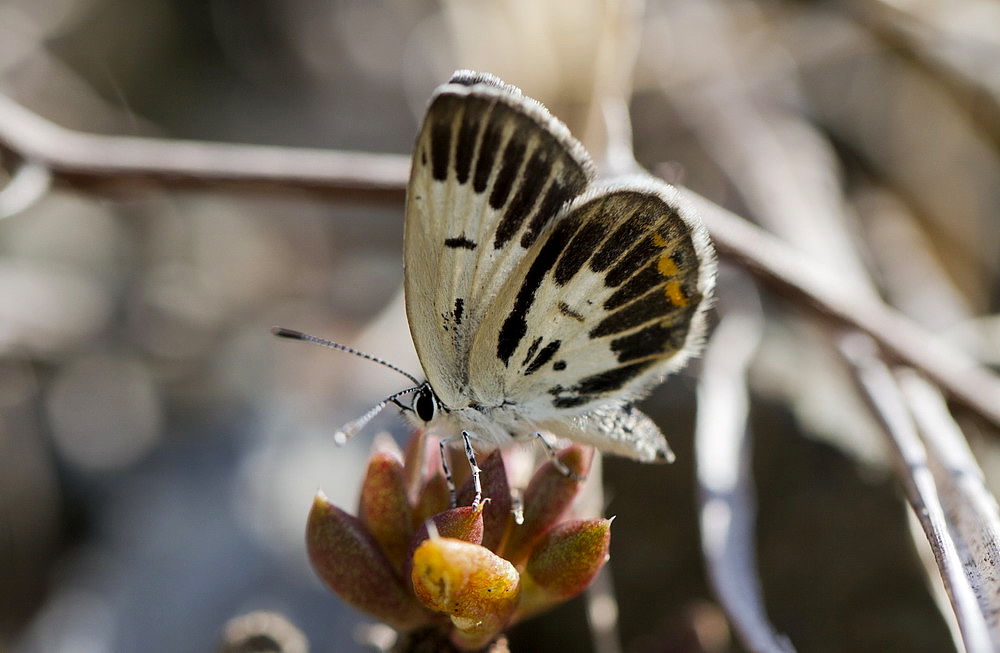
xmin=404 ymin=71 xmax=593 ymax=408
xmin=544 ymin=403 xmax=676 ymax=463
xmin=405 ymin=71 xmax=716 ymax=462
xmin=467 ymin=178 xmax=716 ymax=459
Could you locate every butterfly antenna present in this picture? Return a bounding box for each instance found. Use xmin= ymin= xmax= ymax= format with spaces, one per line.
xmin=333 ymin=385 xmax=422 ymax=445
xmin=271 ymin=327 xmax=422 ymax=385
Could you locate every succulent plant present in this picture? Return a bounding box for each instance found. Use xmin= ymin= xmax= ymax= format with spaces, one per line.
xmin=306 ymin=430 xmax=611 ymax=651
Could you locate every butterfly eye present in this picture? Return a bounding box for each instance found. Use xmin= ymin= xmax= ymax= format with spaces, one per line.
xmin=414 ymin=385 xmax=437 ymax=422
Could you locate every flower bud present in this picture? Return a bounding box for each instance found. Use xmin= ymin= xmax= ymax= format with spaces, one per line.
xmin=411 ymin=537 xmax=520 ymax=649
xmin=402 ymin=429 xmax=433 ymax=498
xmin=358 ymin=452 xmax=413 ymax=570
xmin=414 ymin=473 xmax=451 ymax=525
xmin=502 ymin=445 xmax=593 ymax=564
xmin=412 ymin=504 xmax=485 ymax=548
xmin=306 ymin=492 xmax=428 ymax=630
xmin=524 ymin=518 xmax=611 ymax=609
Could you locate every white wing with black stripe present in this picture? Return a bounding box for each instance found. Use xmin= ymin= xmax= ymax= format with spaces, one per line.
xmin=403 ymin=71 xmax=716 ymax=462
xmin=469 ymin=177 xmax=714 ymax=413
xmin=404 ymin=71 xmax=593 ymax=409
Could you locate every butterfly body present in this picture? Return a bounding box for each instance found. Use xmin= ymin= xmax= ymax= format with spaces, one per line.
xmin=401 ymin=71 xmax=716 ymax=463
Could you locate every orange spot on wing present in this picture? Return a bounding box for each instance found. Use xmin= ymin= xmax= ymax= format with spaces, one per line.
xmin=658 ymin=255 xmax=679 ymax=276
xmin=665 ymin=281 xmax=688 ymax=306
xmin=654 ymin=232 xmax=684 ymax=303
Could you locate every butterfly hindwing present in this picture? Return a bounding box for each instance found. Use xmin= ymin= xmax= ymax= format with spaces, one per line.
xmin=404 ymin=72 xmax=593 ymax=408
xmin=543 ymin=403 xmax=675 ymax=462
xmin=469 ymin=178 xmax=715 ymax=415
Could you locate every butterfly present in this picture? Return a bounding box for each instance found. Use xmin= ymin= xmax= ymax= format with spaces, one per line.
xmin=278 ymin=70 xmax=715 ymax=476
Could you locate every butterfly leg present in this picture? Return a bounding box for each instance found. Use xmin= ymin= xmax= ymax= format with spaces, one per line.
xmin=438 ymin=431 xmax=483 ymax=508
xmin=532 ymin=432 xmax=585 ymax=482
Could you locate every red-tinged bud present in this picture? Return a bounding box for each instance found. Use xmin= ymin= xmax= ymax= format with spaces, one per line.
xmin=405 ymin=505 xmax=484 ymax=585
xmin=358 ymin=452 xmax=413 ymax=571
xmin=413 ymin=505 xmax=485 ymax=547
xmin=410 ymin=537 xmax=520 ymax=650
xmin=501 ymin=445 xmax=593 ymax=564
xmin=456 ymin=450 xmax=512 ymax=551
xmin=306 ymin=492 xmax=429 ymax=630
xmin=414 ymin=473 xmax=451 ymax=525
xmin=402 ymin=429 xmax=433 ymax=500
xmin=371 ymin=432 xmax=403 ymax=459
xmin=522 ymin=519 xmax=611 ymax=615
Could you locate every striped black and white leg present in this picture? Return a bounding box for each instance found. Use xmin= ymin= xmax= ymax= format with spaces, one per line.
xmin=439 ymin=431 xmax=483 ymax=508
xmin=532 ymin=431 xmax=585 ymax=482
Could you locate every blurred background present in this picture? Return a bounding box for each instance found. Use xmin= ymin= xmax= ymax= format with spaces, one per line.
xmin=1 ymin=0 xmax=998 ymax=651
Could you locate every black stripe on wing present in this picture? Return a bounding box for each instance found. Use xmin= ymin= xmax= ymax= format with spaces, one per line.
xmin=422 ymin=89 xmax=590 ymax=258
xmin=548 ymin=362 xmax=652 ymax=408
xmin=497 ymin=188 xmax=705 ymax=407
xmin=496 ymin=213 xmax=583 ymax=365
xmin=524 ymin=339 xmax=561 ymax=375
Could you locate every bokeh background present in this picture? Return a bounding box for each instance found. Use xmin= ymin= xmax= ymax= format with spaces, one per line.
xmin=1 ymin=0 xmax=998 ymax=651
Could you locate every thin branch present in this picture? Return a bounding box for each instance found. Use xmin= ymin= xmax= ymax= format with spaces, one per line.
xmin=688 ymin=192 xmax=1000 ymax=430
xmin=0 ymin=159 xmax=51 ymax=218
xmin=897 ymin=369 xmax=1000 ymax=642
xmin=696 ymin=275 xmax=795 ymax=653
xmin=0 ymin=94 xmax=408 ymax=203
xmin=840 ymin=334 xmax=995 ymax=653
xmin=1 ymin=93 xmax=999 ymax=430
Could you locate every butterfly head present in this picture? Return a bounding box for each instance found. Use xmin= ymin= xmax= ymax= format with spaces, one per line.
xmin=412 ymin=382 xmax=440 ymax=423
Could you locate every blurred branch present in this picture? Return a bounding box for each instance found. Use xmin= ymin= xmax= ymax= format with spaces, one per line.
xmin=1 ymin=92 xmax=999 ymax=430
xmin=840 ymin=334 xmax=998 ymax=653
xmin=0 ymin=159 xmax=51 ymax=219
xmin=668 ymin=1 xmax=875 ymax=296
xmin=0 ymin=94 xmax=408 ymax=204
xmin=696 ymin=276 xmax=794 ymax=653
xmin=689 ymin=193 xmax=1000 ymax=430
xmin=898 ymin=369 xmax=1000 ymax=643
xmin=856 ymin=187 xmax=979 ymax=335
xmin=849 ymin=0 xmax=1000 ymax=149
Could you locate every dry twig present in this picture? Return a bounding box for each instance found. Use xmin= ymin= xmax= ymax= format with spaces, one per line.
xmin=0 ymin=94 xmax=408 ymax=204
xmin=840 ymin=334 xmax=998 ymax=652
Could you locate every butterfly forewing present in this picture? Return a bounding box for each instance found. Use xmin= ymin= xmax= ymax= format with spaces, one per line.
xmin=469 ymin=179 xmax=714 ymax=414
xmin=405 ymin=72 xmax=593 ymax=407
